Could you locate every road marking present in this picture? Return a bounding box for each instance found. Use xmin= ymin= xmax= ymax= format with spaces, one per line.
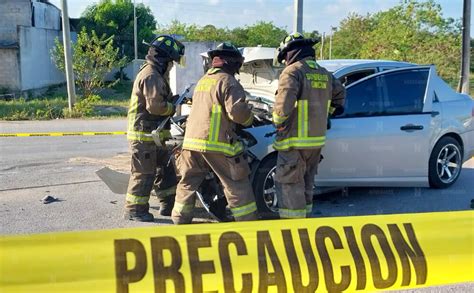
xmin=0 ymin=131 xmax=127 ymax=137
xmin=0 ymin=180 xmax=102 ymax=192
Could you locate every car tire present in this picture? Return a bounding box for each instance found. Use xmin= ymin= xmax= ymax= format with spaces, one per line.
xmin=252 ymin=155 xmax=279 ymax=219
xmin=429 ymin=136 xmax=463 ymax=189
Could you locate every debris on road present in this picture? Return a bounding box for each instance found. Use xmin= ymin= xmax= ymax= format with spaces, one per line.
xmin=110 ymin=200 xmax=117 ymax=204
xmin=40 ymin=195 xmax=59 ymax=204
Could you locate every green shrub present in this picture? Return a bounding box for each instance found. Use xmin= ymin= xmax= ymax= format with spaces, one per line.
xmin=0 ymin=98 xmax=67 ymax=120
xmin=63 ymin=94 xmax=102 ymax=118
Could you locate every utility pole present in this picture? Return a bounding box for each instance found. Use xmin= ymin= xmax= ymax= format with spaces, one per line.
xmin=133 ymin=0 xmax=138 ymax=60
xmin=60 ymin=0 xmax=75 ymax=110
xmin=329 ymin=26 xmax=336 ymax=60
xmin=320 ymin=32 xmax=325 ymax=60
xmin=329 ymin=32 xmax=333 ymax=60
xmin=293 ymin=0 xmax=303 ymax=33
xmin=459 ymin=0 xmax=471 ymax=94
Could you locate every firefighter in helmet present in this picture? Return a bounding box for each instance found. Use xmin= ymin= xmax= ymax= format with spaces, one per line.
xmin=272 ymin=33 xmax=346 ymax=219
xmin=124 ymin=35 xmax=185 ymax=222
xmin=171 ymin=42 xmax=258 ymax=224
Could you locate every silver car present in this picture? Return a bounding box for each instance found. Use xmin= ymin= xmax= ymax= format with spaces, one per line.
xmin=239 ymin=53 xmax=474 ymax=215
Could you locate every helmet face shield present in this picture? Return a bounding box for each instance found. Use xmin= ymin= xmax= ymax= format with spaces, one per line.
xmin=176 ymin=55 xmax=186 ymax=67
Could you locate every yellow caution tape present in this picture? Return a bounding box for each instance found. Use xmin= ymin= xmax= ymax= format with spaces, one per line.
xmin=0 ymin=131 xmax=127 ymax=137
xmin=0 ymin=211 xmax=473 ymax=292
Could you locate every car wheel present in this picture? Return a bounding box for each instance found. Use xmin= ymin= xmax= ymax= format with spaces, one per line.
xmin=252 ymin=155 xmax=279 ymax=219
xmin=429 ymin=136 xmax=463 ymax=189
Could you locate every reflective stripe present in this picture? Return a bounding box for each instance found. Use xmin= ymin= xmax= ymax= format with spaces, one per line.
xmin=306 ymin=204 xmax=313 ymax=214
xmin=327 ymin=100 xmax=336 ymax=115
xmin=183 ymin=138 xmax=244 ymax=156
xmin=279 ymin=208 xmax=306 ymax=219
xmin=127 ymin=130 xmax=154 ymax=142
xmin=209 ymin=104 xmax=222 ymax=142
xmin=154 ymin=185 xmax=176 ymax=198
xmin=162 ymin=103 xmax=174 ymax=116
xmin=172 ymin=201 xmax=194 ymax=213
xmin=272 ymin=111 xmax=288 ymax=125
xmin=273 ymin=136 xmax=326 ymax=151
xmin=207 ymin=68 xmax=221 ymax=74
xmin=242 ymin=113 xmax=254 ymax=127
xmin=298 ymin=100 xmax=309 ymax=138
xmin=127 ymin=93 xmax=172 ymax=142
xmin=126 ymin=193 xmax=149 ymax=205
xmin=274 ymin=99 xmax=326 ymax=150
xmin=127 ymin=94 xmax=139 ymax=136
xmin=231 ymin=202 xmax=257 ymax=218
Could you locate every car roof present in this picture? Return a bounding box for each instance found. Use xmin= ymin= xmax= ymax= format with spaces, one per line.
xmin=317 ymin=59 xmax=415 ymax=73
xmin=204 ymin=46 xmax=414 ymax=72
xmin=237 ymin=47 xmax=414 ymax=67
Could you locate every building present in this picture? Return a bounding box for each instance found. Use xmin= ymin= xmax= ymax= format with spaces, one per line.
xmin=0 ymin=0 xmax=73 ymax=95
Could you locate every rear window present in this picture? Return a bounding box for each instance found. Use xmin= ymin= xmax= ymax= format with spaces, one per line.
xmin=381 ymin=69 xmax=428 ymax=114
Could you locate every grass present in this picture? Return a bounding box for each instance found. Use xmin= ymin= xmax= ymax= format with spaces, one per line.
xmin=470 ymin=74 xmax=474 ymax=96
xmin=0 ymin=82 xmax=132 ymax=120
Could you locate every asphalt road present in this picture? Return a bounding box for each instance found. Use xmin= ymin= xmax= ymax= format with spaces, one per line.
xmin=0 ymin=119 xmax=472 ymax=292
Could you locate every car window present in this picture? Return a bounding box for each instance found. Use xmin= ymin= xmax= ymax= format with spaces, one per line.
xmin=337 ymin=75 xmax=384 ymax=117
xmin=380 ymin=69 xmax=428 ymax=114
xmin=339 ymin=69 xmax=377 ymax=86
xmin=335 ymin=68 xmax=429 ymax=118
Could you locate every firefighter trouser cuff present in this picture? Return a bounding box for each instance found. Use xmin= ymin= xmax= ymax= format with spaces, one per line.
xmin=171 ymin=201 xmax=195 ymax=224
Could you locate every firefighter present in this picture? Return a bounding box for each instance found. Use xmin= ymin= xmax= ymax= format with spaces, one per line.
xmin=272 ymin=33 xmax=346 ymax=219
xmin=124 ymin=35 xmax=185 ymax=222
xmin=171 ymin=42 xmax=257 ymax=224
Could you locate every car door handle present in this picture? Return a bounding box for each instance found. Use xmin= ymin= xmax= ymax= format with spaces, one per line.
xmin=400 ymin=124 xmax=424 ymax=131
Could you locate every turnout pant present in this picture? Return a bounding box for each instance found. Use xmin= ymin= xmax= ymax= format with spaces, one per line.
xmin=172 ymin=150 xmax=258 ymax=224
xmin=125 ymin=141 xmax=177 ymax=214
xmin=275 ymin=148 xmax=321 ymax=219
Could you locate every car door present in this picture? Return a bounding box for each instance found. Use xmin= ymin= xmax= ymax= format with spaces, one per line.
xmin=316 ymin=66 xmax=433 ymax=186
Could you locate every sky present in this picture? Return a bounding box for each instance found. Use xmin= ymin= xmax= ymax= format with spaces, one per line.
xmin=48 ymin=0 xmax=470 ymax=34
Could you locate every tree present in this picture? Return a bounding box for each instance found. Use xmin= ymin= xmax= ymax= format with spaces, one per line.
xmin=79 ymin=0 xmax=157 ymax=60
xmin=323 ymin=13 xmax=373 ymax=59
xmin=326 ymin=0 xmax=461 ymax=84
xmin=156 ymin=21 xmax=288 ymax=47
xmin=234 ymin=22 xmax=288 ymax=47
xmin=52 ymin=28 xmax=127 ymax=98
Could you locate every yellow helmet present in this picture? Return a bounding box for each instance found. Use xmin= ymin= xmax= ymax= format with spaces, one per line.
xmin=276 ymin=32 xmax=317 ymax=64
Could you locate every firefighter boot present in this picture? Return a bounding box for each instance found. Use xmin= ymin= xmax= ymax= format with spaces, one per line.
xmin=158 ymin=195 xmax=175 ymax=216
xmin=123 ymin=203 xmax=155 ymax=222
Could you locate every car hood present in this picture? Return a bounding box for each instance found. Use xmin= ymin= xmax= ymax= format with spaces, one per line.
xmin=238 ymin=47 xmax=280 ymax=99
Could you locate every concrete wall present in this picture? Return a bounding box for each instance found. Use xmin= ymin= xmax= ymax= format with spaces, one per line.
xmin=32 ymin=1 xmax=61 ymax=30
xmin=19 ymin=26 xmax=66 ymax=90
xmin=169 ymin=41 xmax=217 ymax=95
xmin=0 ymin=0 xmax=32 ymax=42
xmin=0 ymin=49 xmax=20 ymax=90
